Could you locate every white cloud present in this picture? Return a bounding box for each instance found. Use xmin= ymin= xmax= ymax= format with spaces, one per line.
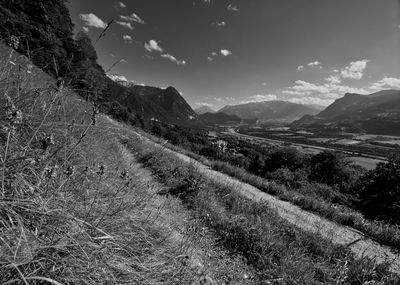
xmin=195 ymin=102 xmax=214 ymax=107
xmin=283 ymin=79 xmax=369 ymax=99
xmin=120 ymin=13 xmax=145 ymax=24
xmin=220 ymin=49 xmax=232 ymax=56
xmin=340 ymin=59 xmax=370 ymax=80
xmin=82 ymin=27 xmax=89 ymax=33
xmin=325 ymin=75 xmax=341 ymax=84
xmin=307 ymin=60 xmax=321 ymax=67
xmin=214 ymin=97 xmax=225 ymax=103
xmin=207 ymin=56 xmax=214 ymax=61
xmin=211 ymin=52 xmax=218 ymax=57
xmin=118 ymin=2 xmax=126 ymax=9
xmin=161 ymin=54 xmax=186 ymax=65
xmin=107 ymin=74 xmax=128 ymax=82
xmin=116 ymin=21 xmax=134 ymax=30
xmin=123 ymin=35 xmax=133 ymax=42
xmin=145 ymin=40 xmax=163 ymax=52
xmin=297 ymin=65 xmax=304 ymax=72
xmin=80 ymin=13 xmax=107 ymax=29
xmin=216 ymin=21 xmax=226 ymax=27
xmin=227 ymin=4 xmax=239 ymax=11
xmin=287 ymin=97 xmax=335 ymax=106
xmin=204 ymin=0 xmax=211 ymax=3
xmin=240 ymin=94 xmax=278 ymax=104
xmin=369 ymin=77 xmax=400 ymax=90
xmin=262 ymin=82 xmax=268 ymax=86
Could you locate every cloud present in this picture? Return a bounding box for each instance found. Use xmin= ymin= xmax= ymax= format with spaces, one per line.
xmin=207 ymin=56 xmax=214 ymax=61
xmin=79 ymin=13 xmax=107 ymax=29
xmin=227 ymin=4 xmax=239 ymax=11
xmin=123 ymin=35 xmax=133 ymax=42
xmin=340 ymin=59 xmax=370 ymax=80
xmin=214 ymin=97 xmax=225 ymax=103
xmin=211 ymin=52 xmax=218 ymax=56
xmin=82 ymin=27 xmax=89 ymax=33
xmin=287 ymin=97 xmax=335 ymax=106
xmin=307 ymin=60 xmax=321 ymax=67
xmin=107 ymin=74 xmax=128 ymax=82
xmin=297 ymin=65 xmax=304 ymax=72
xmin=161 ymin=54 xmax=186 ymax=65
xmin=240 ymin=94 xmax=278 ymax=104
xmin=262 ymin=82 xmax=268 ymax=86
xmin=220 ymin=49 xmax=232 ymax=56
xmin=116 ymin=21 xmax=134 ymax=30
xmin=283 ymin=80 xmax=370 ymax=99
xmin=325 ymin=75 xmax=341 ymax=84
xmin=117 ymin=2 xmax=126 ymax=9
xmin=145 ymin=40 xmax=163 ymax=52
xmin=369 ymin=77 xmax=400 ymax=90
xmin=204 ymin=0 xmax=211 ymax=3
xmin=216 ymin=21 xmax=226 ymax=27
xmin=195 ymin=102 xmax=214 ymax=107
xmin=120 ymin=13 xmax=145 ymax=24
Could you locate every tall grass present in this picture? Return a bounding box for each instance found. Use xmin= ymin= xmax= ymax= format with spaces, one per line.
xmin=0 ymin=43 xmax=216 ymax=284
xmin=127 ymin=138 xmax=400 ymax=284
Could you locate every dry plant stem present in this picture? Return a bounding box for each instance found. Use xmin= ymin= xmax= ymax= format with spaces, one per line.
xmin=1 ymin=129 xmax=12 ymax=197
xmin=23 ymin=91 xmax=59 ymax=156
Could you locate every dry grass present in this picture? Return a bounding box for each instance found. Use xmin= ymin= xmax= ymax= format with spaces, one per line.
xmin=128 ymin=134 xmax=400 ymax=284
xmin=0 ymin=43 xmax=223 ymax=284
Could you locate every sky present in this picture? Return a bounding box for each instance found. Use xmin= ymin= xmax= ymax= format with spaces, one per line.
xmin=67 ymin=0 xmax=400 ymax=110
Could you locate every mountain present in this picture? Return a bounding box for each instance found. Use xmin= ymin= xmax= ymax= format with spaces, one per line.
xmin=109 ymin=83 xmax=198 ymax=123
xmin=198 ymin=112 xmax=241 ymax=125
xmin=218 ymin=101 xmax=320 ymax=122
xmin=194 ymin=105 xmax=216 ymax=115
xmin=293 ymin=90 xmax=400 ymax=135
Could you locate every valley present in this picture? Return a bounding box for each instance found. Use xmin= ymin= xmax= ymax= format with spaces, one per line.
xmin=227 ymin=127 xmax=394 ymax=170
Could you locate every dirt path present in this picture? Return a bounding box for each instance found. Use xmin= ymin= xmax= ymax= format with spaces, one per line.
xmin=101 ymin=118 xmax=254 ymax=284
xmin=118 ymin=123 xmax=400 ymax=274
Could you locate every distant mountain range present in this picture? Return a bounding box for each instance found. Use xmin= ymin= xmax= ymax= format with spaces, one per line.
xmin=194 ymin=105 xmax=216 ymax=115
xmin=198 ymin=112 xmax=241 ymax=125
xmin=292 ymin=90 xmax=400 ymax=135
xmin=218 ymin=101 xmax=320 ymax=122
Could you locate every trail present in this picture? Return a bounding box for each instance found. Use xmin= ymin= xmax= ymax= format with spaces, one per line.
xmin=107 ymin=118 xmax=400 ymax=274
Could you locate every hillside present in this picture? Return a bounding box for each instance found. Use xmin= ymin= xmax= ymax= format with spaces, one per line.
xmin=194 ymin=105 xmax=216 ymax=115
xmin=219 ymin=101 xmax=320 ymax=122
xmin=198 ymin=112 xmax=241 ymax=125
xmin=108 ymin=83 xmax=198 ymax=123
xmin=0 ymin=2 xmax=197 ymax=126
xmin=293 ymin=90 xmax=400 ymax=135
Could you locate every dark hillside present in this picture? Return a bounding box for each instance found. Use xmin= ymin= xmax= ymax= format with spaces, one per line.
xmin=0 ymin=0 xmax=197 ymax=126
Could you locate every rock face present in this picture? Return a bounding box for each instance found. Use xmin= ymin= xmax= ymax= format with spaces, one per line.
xmin=219 ymin=101 xmax=320 ymax=122
xmin=292 ymin=90 xmax=400 ymax=135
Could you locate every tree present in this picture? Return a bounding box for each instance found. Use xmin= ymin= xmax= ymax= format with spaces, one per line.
xmin=308 ymin=150 xmax=351 ymax=189
xmin=357 ymin=155 xmax=400 ymax=223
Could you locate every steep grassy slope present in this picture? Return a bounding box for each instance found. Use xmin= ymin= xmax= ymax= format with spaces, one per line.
xmin=0 ymin=43 xmax=251 ymax=284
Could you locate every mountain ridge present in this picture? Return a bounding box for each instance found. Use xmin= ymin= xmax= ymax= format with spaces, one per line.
xmin=218 ymin=100 xmax=320 ymax=122
xmin=293 ymin=90 xmax=400 ymax=135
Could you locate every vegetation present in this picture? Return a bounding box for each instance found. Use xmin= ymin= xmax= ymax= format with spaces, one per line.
xmin=128 ymin=134 xmax=400 ymax=284
xmin=1 ymin=45 xmax=249 ymax=284
xmin=147 ymin=122 xmax=400 ymax=249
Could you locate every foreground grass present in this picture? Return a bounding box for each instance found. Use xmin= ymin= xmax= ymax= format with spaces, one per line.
xmin=0 ymin=44 xmax=219 ymax=284
xmin=126 ymin=136 xmax=400 ymax=284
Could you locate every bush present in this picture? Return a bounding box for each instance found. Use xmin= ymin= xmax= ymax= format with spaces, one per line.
xmin=357 ymin=155 xmax=400 ymax=223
